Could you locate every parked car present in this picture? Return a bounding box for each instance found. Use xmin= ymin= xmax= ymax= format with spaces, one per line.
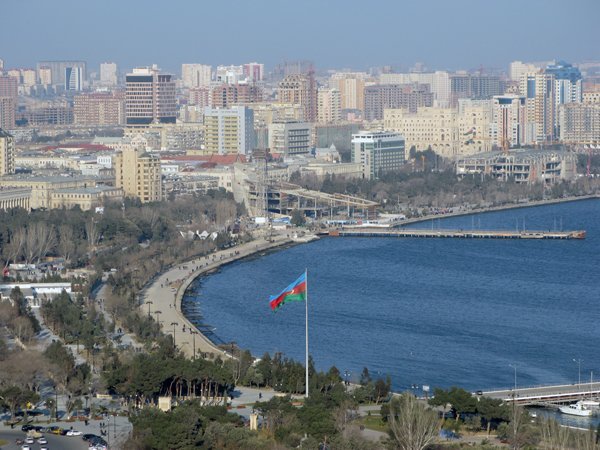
xmin=67 ymin=429 xmax=82 ymax=436
xmin=82 ymin=433 xmax=98 ymax=442
xmin=21 ymin=424 xmax=34 ymax=432
xmin=24 ymin=437 xmax=35 ymax=444
xmin=38 ymin=437 xmax=48 ymax=444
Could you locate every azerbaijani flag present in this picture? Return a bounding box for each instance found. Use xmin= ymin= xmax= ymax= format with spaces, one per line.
xmin=269 ymin=272 xmax=307 ymax=311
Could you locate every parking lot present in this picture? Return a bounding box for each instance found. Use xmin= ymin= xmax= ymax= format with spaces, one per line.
xmin=0 ymin=429 xmax=89 ymax=450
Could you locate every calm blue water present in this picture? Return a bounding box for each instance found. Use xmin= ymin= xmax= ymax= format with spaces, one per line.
xmin=184 ymin=199 xmax=600 ymax=393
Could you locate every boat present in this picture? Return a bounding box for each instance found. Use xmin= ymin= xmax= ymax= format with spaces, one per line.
xmin=559 ymin=401 xmax=593 ymax=417
xmin=578 ymin=400 xmax=600 ymax=410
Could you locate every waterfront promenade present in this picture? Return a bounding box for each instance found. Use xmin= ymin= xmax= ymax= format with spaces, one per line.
xmin=141 ymin=231 xmax=300 ymax=359
xmin=481 ymin=382 xmax=600 ymax=405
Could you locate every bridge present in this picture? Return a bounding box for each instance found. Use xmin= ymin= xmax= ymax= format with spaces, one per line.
xmin=478 ymin=382 xmax=600 ymax=405
xmin=328 ymin=228 xmax=586 ymax=240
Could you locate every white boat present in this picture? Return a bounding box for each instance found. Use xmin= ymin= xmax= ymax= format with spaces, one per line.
xmin=559 ymin=402 xmax=593 ymax=417
xmin=579 ymin=400 xmax=600 ymax=410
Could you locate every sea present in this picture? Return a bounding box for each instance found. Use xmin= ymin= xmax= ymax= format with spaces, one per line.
xmin=183 ymin=199 xmax=600 ymax=402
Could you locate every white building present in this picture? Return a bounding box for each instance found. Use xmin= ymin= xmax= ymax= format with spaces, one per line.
xmin=351 ymin=131 xmax=405 ymax=180
xmin=100 ymin=62 xmax=118 ymax=86
xmin=65 ymin=66 xmax=83 ymax=91
xmin=491 ymin=95 xmax=527 ymax=148
xmin=317 ymin=87 xmax=341 ymax=124
xmin=182 ymin=64 xmax=212 ymax=88
xmin=268 ymin=121 xmax=312 ymax=156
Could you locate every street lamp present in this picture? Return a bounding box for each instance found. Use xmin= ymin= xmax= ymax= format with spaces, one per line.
xmin=573 ymin=358 xmax=583 ymax=386
xmin=146 ymin=301 xmax=153 ymax=317
xmin=171 ymin=322 xmax=179 ymax=347
xmin=190 ymin=330 xmax=198 ymax=359
xmin=509 ymin=364 xmax=517 ymax=391
xmin=153 ymin=310 xmax=162 ymax=325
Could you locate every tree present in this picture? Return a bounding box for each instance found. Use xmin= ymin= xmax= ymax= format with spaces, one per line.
xmin=359 ymin=367 xmax=371 ymax=386
xmin=290 ymin=209 xmax=305 ymax=227
xmin=476 ymin=396 xmax=509 ymax=434
xmin=429 ymin=386 xmax=475 ymax=421
xmin=387 ymin=393 xmax=439 ymax=450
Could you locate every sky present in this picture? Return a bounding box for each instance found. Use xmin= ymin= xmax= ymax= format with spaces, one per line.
xmin=1 ymin=0 xmax=599 ymax=75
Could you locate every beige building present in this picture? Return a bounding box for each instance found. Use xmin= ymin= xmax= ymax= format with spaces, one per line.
xmin=0 ymin=129 xmax=15 ymax=175
xmin=329 ymin=72 xmax=367 ymax=111
xmin=0 ymin=97 xmax=15 ymax=130
xmin=317 ymin=88 xmax=341 ymax=124
xmin=0 ymin=176 xmax=97 ymax=209
xmin=559 ymin=103 xmax=600 ymax=145
xmin=0 ymin=187 xmax=30 ymax=211
xmin=74 ymin=92 xmax=126 ymax=126
xmin=38 ymin=66 xmax=52 ymax=86
xmin=491 ymin=95 xmax=527 ymax=148
xmin=182 ymin=64 xmax=212 ymax=88
xmin=50 ymin=186 xmax=123 ymax=211
xmin=520 ymin=72 xmax=556 ymax=143
xmin=203 ymin=106 xmax=255 ymax=155
xmin=277 ymin=73 xmax=317 ymax=122
xmin=384 ymin=105 xmax=492 ymax=158
xmin=583 ymin=92 xmax=600 ymax=104
xmin=114 ymin=136 xmax=162 ymax=203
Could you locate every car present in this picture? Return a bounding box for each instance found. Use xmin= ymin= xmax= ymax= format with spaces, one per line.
xmin=38 ymin=437 xmax=48 ymax=444
xmin=21 ymin=446 xmax=31 ymax=450
xmin=21 ymin=424 xmax=34 ymax=432
xmin=24 ymin=437 xmax=35 ymax=444
xmin=82 ymin=433 xmax=98 ymax=442
xmin=66 ymin=429 xmax=82 ymax=436
xmin=40 ymin=447 xmax=49 ymax=450
xmin=48 ymin=426 xmax=63 ymax=435
xmin=90 ymin=436 xmax=108 ymax=446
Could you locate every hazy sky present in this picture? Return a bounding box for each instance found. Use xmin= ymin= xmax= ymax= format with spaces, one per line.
xmin=1 ymin=0 xmax=598 ymax=74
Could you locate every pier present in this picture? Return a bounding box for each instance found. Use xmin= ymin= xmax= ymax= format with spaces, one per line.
xmin=479 ymin=382 xmax=600 ymax=405
xmin=328 ymin=228 xmax=586 ymax=240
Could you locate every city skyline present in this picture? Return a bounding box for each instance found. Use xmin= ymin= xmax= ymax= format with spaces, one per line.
xmin=1 ymin=0 xmax=599 ymax=73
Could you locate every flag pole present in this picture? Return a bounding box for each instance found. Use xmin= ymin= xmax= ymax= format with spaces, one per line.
xmin=305 ymin=268 xmax=309 ymax=398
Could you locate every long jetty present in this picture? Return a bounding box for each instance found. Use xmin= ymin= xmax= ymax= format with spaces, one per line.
xmin=328 ymin=228 xmax=586 ymax=240
xmin=479 ymin=382 xmax=600 ymax=405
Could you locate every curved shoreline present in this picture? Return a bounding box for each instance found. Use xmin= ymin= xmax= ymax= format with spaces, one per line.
xmin=143 ymin=194 xmax=599 ymax=361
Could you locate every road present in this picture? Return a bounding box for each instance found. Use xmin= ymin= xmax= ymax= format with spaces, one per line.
xmin=481 ymin=382 xmax=600 ymax=404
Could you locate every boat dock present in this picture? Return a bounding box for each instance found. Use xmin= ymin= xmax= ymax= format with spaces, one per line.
xmin=479 ymin=382 xmax=600 ymax=405
xmin=328 ymin=228 xmax=586 ymax=240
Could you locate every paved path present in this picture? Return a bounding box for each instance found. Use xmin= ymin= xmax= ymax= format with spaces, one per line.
xmin=141 ymin=232 xmax=302 ymax=359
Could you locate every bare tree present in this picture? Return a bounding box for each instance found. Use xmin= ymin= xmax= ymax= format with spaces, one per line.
xmin=388 ymin=393 xmax=439 ymax=450
xmin=539 ymin=417 xmax=572 ymax=450
xmin=4 ymin=228 xmax=26 ymax=268
xmin=85 ymin=220 xmax=100 ymax=250
xmin=58 ymin=225 xmax=75 ymax=262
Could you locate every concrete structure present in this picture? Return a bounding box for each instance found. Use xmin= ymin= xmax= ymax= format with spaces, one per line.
xmin=277 ymin=73 xmax=317 ymax=122
xmin=491 ymin=95 xmax=527 ymax=149
xmin=203 ymin=106 xmax=255 ymax=155
xmin=74 ymin=91 xmax=126 ymax=126
xmin=351 ymin=131 xmax=405 ymax=179
xmin=456 ymin=149 xmax=577 ymax=184
xmin=100 ymin=62 xmax=118 ymax=86
xmin=16 ymin=99 xmax=73 ymax=126
xmin=0 ymin=187 xmax=30 ymax=211
xmin=114 ymin=136 xmax=162 ymax=203
xmin=182 ymin=64 xmax=212 ymax=88
xmin=520 ymin=72 xmax=556 ymax=143
xmin=559 ymin=103 xmax=600 ymax=145
xmin=0 ymin=175 xmax=98 ymax=209
xmin=364 ymin=83 xmax=433 ymax=121
xmin=329 ymin=72 xmax=368 ymax=111
xmin=50 ymin=186 xmax=123 ymax=210
xmin=268 ymin=121 xmax=312 ymax=156
xmin=126 ymin=66 xmax=176 ymax=127
xmin=0 ymin=128 xmax=15 ymax=175
xmin=317 ymin=87 xmax=341 ymax=124
xmin=450 ymin=72 xmax=503 ymax=107
xmin=36 ymin=60 xmax=86 ymax=87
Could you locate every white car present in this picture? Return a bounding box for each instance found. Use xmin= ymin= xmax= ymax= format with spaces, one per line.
xmin=38 ymin=437 xmax=48 ymax=444
xmin=21 ymin=446 xmax=31 ymax=450
xmin=67 ymin=429 xmax=82 ymax=436
xmin=24 ymin=437 xmax=35 ymax=444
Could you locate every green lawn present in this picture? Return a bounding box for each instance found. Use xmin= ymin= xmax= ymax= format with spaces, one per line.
xmin=357 ymin=414 xmax=388 ymax=433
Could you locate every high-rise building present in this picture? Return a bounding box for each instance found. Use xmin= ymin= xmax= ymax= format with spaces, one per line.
xmin=509 ymin=61 xmax=540 ymax=82
xmin=0 ymin=58 xmax=4 ymax=72
xmin=74 ymin=92 xmax=126 ymax=125
xmin=545 ymin=61 xmax=582 ymax=138
xmin=203 ymin=106 xmax=255 ymax=155
xmin=0 ymin=129 xmax=15 ymax=175
xmin=329 ymin=72 xmax=368 ymax=112
xmin=450 ymin=72 xmax=503 ymax=107
xmin=268 ymin=120 xmax=312 ymax=156
xmin=0 ymin=74 xmax=18 ymax=99
xmin=37 ymin=60 xmax=86 ymax=87
xmin=379 ymin=71 xmax=451 ymax=108
xmin=491 ymin=95 xmax=527 ymax=149
xmin=351 ymin=131 xmax=405 ymax=180
xmin=125 ymin=66 xmax=176 ymax=127
xmin=215 ymin=65 xmax=244 ymax=84
xmin=520 ymin=72 xmax=556 ymax=143
xmin=114 ymin=135 xmax=162 ymax=203
xmin=317 ymin=87 xmax=341 ymax=124
xmin=277 ymin=73 xmax=317 ymax=122
xmin=364 ymin=83 xmax=434 ymax=121
xmin=38 ymin=66 xmax=52 ymax=86
xmin=0 ymin=97 xmax=15 ymax=130
xmin=100 ymin=62 xmax=118 ymax=86
xmin=243 ymin=63 xmax=264 ymax=82
xmin=65 ymin=66 xmax=83 ymax=91
xmin=182 ymin=64 xmax=212 ymax=88
xmin=188 ymin=87 xmax=210 ymax=108
xmin=559 ymin=103 xmax=600 ymax=145
xmin=210 ymin=83 xmax=263 ymax=108
xmin=20 ymin=69 xmax=36 ymax=87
